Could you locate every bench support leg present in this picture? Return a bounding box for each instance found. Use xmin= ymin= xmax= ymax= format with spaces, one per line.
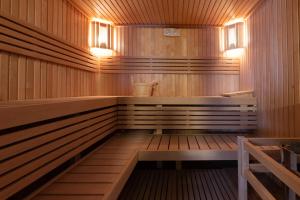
xmin=238 ymin=136 xmax=249 ymax=200
xmin=156 ymin=161 xmax=163 ymax=169
xmin=154 ymin=129 xmax=162 ymax=135
xmin=176 ymin=161 xmax=182 ymax=170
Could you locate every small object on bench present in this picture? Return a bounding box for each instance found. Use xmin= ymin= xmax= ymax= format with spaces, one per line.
xmin=222 ymin=90 xmax=254 ymax=97
xmin=132 ymin=80 xmax=158 ymax=97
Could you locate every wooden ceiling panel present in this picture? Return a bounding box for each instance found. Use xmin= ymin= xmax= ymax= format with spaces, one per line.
xmin=71 ymin=0 xmax=263 ymax=26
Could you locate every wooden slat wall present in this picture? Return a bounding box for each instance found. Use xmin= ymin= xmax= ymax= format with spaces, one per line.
xmin=96 ymin=27 xmax=240 ymax=96
xmin=100 ymin=57 xmax=240 ymax=75
xmin=118 ymin=97 xmax=257 ymax=131
xmin=113 ymin=27 xmax=222 ymax=58
xmin=72 ymin=0 xmax=263 ymax=26
xmin=240 ymin=0 xmax=300 ymax=137
xmin=0 ymin=0 xmax=98 ymax=101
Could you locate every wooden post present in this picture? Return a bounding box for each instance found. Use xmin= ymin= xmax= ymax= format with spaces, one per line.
xmin=238 ymin=136 xmax=249 ymax=200
xmin=283 ymin=147 xmax=298 ymax=200
xmin=154 ymin=104 xmax=163 ymax=135
xmin=176 ymin=161 xmax=182 ymax=170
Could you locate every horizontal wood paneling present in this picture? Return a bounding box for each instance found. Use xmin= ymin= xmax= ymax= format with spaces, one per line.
xmin=0 ymin=13 xmax=98 ymax=71
xmin=0 ymin=97 xmax=118 ymax=199
xmin=97 ymin=27 xmax=240 ymax=96
xmin=118 ymin=97 xmax=257 ymax=131
xmin=0 ymin=0 xmax=98 ymax=101
xmin=71 ymin=0 xmax=263 ymax=26
xmin=100 ymin=57 xmax=240 ymax=74
xmin=240 ymin=0 xmax=300 ymax=137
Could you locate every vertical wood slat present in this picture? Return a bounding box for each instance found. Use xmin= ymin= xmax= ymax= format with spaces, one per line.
xmin=0 ymin=0 xmax=95 ymax=101
xmin=240 ymin=0 xmax=300 ymax=137
xmin=97 ymin=26 xmax=240 ymax=96
xmin=72 ymin=0 xmax=261 ymax=26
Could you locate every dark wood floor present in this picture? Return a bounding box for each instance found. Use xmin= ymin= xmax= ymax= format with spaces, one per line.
xmin=118 ymin=162 xmax=288 ymax=200
xmin=119 ymin=165 xmax=238 ymax=200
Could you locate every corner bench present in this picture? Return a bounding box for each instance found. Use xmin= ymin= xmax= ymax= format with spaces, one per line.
xmin=0 ymin=96 xmax=256 ymax=199
xmin=32 ymin=134 xmax=150 ymax=200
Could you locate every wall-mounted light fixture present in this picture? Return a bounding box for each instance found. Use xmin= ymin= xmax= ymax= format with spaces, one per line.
xmin=223 ymin=18 xmax=245 ymax=57
xmin=89 ymin=18 xmax=113 ymax=57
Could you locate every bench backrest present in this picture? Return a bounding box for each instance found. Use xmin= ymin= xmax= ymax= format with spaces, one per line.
xmin=118 ymin=97 xmax=257 ymax=131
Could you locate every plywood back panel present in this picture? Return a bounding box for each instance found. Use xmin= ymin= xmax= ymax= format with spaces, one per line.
xmin=0 ymin=0 xmax=98 ymax=101
xmin=240 ymin=0 xmax=300 ymax=137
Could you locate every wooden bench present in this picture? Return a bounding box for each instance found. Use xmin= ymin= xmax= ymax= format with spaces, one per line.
xmin=118 ymin=97 xmax=257 ymax=133
xmin=31 ymin=133 xmax=150 ymax=200
xmin=0 ymin=97 xmax=118 ymax=199
xmin=0 ymin=96 xmax=257 ymax=199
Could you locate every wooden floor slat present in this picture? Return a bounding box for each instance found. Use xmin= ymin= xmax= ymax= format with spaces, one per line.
xmin=119 ymin=168 xmax=239 ymax=200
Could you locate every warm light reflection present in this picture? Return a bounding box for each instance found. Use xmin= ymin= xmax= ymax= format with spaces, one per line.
xmin=89 ymin=18 xmax=113 ymax=57
xmin=91 ymin=17 xmax=113 ymax=25
xmin=224 ymin=18 xmax=244 ymax=26
xmin=90 ymin=48 xmax=113 ymax=57
xmin=219 ymin=28 xmax=225 ymax=52
xmin=243 ymin=20 xmax=249 ymax=47
xmin=224 ymin=48 xmax=245 ymax=58
xmin=222 ymin=18 xmax=248 ymax=58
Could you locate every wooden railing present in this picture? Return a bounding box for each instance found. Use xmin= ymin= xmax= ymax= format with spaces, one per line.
xmin=238 ymin=137 xmax=300 ymax=200
xmin=100 ymin=56 xmax=240 ymax=74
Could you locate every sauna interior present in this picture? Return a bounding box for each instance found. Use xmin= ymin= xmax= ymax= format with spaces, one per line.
xmin=0 ymin=0 xmax=300 ymax=199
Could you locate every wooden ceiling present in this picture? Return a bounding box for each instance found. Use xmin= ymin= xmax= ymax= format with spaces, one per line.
xmin=70 ymin=0 xmax=263 ymax=26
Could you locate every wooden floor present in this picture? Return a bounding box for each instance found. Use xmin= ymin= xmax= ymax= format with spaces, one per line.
xmin=118 ymin=165 xmax=287 ymax=200
xmin=32 ymin=133 xmax=242 ymax=199
xmin=118 ymin=168 xmax=238 ymax=200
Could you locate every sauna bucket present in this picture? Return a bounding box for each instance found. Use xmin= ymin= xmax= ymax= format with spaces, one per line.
xmin=132 ymin=81 xmax=158 ymax=96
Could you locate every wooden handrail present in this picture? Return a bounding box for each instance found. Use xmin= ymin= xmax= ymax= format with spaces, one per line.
xmin=238 ymin=137 xmax=300 ymax=200
xmin=244 ymin=170 xmax=276 ymax=200
xmin=244 ymin=141 xmax=300 ymax=196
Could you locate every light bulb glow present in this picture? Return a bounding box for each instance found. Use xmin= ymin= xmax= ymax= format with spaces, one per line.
xmin=224 ymin=48 xmax=244 ymax=58
xmin=90 ymin=48 xmax=113 ymax=57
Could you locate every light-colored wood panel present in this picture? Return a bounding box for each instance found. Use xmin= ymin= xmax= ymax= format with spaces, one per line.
xmin=96 ymin=26 xmax=240 ymax=96
xmin=0 ymin=0 xmax=96 ymax=102
xmin=240 ymin=0 xmax=300 ymax=137
xmin=70 ymin=0 xmax=263 ymax=26
xmin=0 ymin=97 xmax=119 ymax=199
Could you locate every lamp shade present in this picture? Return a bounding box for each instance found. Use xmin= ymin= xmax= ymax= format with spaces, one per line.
xmin=90 ymin=21 xmax=113 ymax=49
xmin=224 ymin=22 xmax=244 ymax=50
